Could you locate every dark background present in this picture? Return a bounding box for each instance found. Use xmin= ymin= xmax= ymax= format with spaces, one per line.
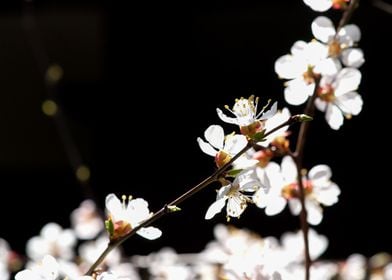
xmin=0 ymin=0 xmax=391 ymax=261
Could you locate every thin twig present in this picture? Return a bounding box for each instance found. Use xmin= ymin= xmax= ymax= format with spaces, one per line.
xmin=85 ymin=116 xmax=302 ymax=275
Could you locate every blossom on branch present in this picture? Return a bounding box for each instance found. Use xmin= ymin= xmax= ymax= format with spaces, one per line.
xmin=105 ymin=194 xmax=162 ymax=240
xmin=216 ymin=95 xmax=277 ymax=137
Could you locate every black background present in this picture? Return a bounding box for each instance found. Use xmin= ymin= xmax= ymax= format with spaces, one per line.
xmin=0 ymin=0 xmax=391 ymax=261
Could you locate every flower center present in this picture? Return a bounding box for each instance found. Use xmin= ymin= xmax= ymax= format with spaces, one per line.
xmin=252 ymin=149 xmax=274 ymax=168
xmin=328 ymin=39 xmax=342 ymax=57
xmin=303 ymin=65 xmax=319 ymax=84
xmin=317 ymin=84 xmax=336 ymax=102
xmin=215 ymin=150 xmax=232 ymax=168
xmin=332 ymin=0 xmax=349 ymax=10
xmin=282 ymin=180 xmax=313 ymax=199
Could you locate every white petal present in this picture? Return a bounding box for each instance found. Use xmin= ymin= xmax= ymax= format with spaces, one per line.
xmin=290 ymin=40 xmax=307 ymax=56
xmin=127 ymin=198 xmax=151 ymax=224
xmin=314 ymin=57 xmax=341 ymax=76
xmin=204 ymin=125 xmax=224 ymax=150
xmin=305 ymin=41 xmax=329 ymax=65
xmin=311 ymin=16 xmax=336 ymax=43
xmin=105 ymin=194 xmax=122 ymax=217
xmin=306 ymin=200 xmax=323 ymax=225
xmin=274 ymin=54 xmax=304 ymax=79
xmin=341 ymin=48 xmax=365 ymax=68
xmin=260 ymin=101 xmax=278 ymax=120
xmin=15 ymin=270 xmax=41 ymax=280
xmin=338 ymin=24 xmax=361 ymax=45
xmin=334 ymin=68 xmax=361 ymax=96
xmin=309 ymin=164 xmax=332 ymax=182
xmin=314 ymin=183 xmax=341 ymax=206
xmin=315 ymin=98 xmax=327 ymax=112
xmin=288 ymin=199 xmax=301 ymax=215
xmin=236 ymin=168 xmax=261 ymax=192
xmin=304 ymin=0 xmax=332 ymax=12
xmin=41 ymin=255 xmax=59 ymax=279
xmin=197 ymin=137 xmax=217 ymax=157
xmin=41 ymin=223 xmax=62 ymax=241
xmin=205 ymin=198 xmax=227 ymax=219
xmin=226 ymin=196 xmax=247 ymax=217
xmin=263 ymin=107 xmax=291 ymax=146
xmin=284 ymin=78 xmax=314 ymax=105
xmin=308 ymin=229 xmax=329 ymax=259
xmin=136 ymin=227 xmax=162 ymax=240
xmin=265 ymin=197 xmax=287 ymax=216
xmin=281 ymin=156 xmax=298 ymax=183
xmin=325 ymin=104 xmax=344 ymax=130
xmin=216 ymin=108 xmax=238 ymax=125
xmin=335 ymin=91 xmax=363 ymax=116
xmin=224 ymin=134 xmax=247 ymax=155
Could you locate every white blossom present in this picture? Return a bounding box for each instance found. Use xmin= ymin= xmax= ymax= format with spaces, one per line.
xmin=205 ymin=168 xmax=265 ymax=220
xmin=26 ymin=223 xmax=76 ymax=261
xmin=71 ymin=200 xmax=104 ymax=240
xmin=105 ymin=194 xmax=162 ymax=240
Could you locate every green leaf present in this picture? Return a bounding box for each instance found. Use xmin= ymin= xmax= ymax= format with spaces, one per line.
xmin=251 ymin=129 xmax=266 ymax=142
xmin=105 ymin=219 xmax=114 ymax=237
xmin=226 ymin=169 xmax=243 ymax=177
xmin=167 ymin=205 xmax=181 ymax=212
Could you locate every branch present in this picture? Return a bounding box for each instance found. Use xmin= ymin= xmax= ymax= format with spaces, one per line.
xmin=85 ymin=116 xmax=302 ymax=275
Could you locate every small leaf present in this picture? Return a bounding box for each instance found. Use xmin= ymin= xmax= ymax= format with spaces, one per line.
xmin=297 ymin=114 xmax=313 ymax=122
xmin=226 ymin=169 xmax=243 ymax=177
xmin=251 ymin=129 xmax=266 ymax=142
xmin=167 ymin=205 xmax=181 ymax=212
xmin=105 ymin=219 xmax=114 ymax=237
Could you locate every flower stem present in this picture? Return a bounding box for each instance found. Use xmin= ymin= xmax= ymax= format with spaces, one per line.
xmin=85 ymin=116 xmax=302 ymax=275
xmin=337 ymin=0 xmax=360 ymax=33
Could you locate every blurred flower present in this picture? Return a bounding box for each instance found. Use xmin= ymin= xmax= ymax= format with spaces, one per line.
xmin=71 ymin=200 xmax=104 ymax=240
xmin=15 ymin=255 xmax=59 ymax=280
xmin=340 ymin=254 xmax=367 ymax=280
xmin=26 ymin=223 xmax=76 ymax=261
xmin=304 ymin=0 xmax=349 ymax=12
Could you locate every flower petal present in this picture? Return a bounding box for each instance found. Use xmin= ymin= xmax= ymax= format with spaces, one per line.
xmin=224 ymin=134 xmax=248 ymax=155
xmin=288 ymin=199 xmax=301 ymax=215
xmin=204 ymin=125 xmax=224 ymax=150
xmin=309 ymin=164 xmax=332 ymax=182
xmin=105 ymin=194 xmax=122 ymax=217
xmin=216 ymin=108 xmax=238 ymax=125
xmin=341 ymin=48 xmax=365 ymax=68
xmin=284 ymin=78 xmax=314 ymax=106
xmin=314 ymin=57 xmax=341 ymax=76
xmin=314 ymin=182 xmax=341 ymax=206
xmin=304 ymin=0 xmax=332 ymax=12
xmin=15 ymin=270 xmax=41 ymax=280
xmin=197 ymin=137 xmax=217 ymax=157
xmin=325 ymin=104 xmax=344 ymax=130
xmin=137 ymin=227 xmax=162 ymax=240
xmin=281 ymin=156 xmax=297 ymax=183
xmin=265 ymin=197 xmax=287 ymax=216
xmin=259 ymin=101 xmax=278 ymax=120
xmin=338 ymin=24 xmax=361 ymax=45
xmin=311 ymin=16 xmax=336 ymax=43
xmin=274 ymin=54 xmax=304 ymax=79
xmin=290 ymin=40 xmax=307 ymax=56
xmin=315 ymin=98 xmax=327 ymax=112
xmin=226 ymin=196 xmax=247 ymax=217
xmin=306 ymin=200 xmax=323 ymax=225
xmin=205 ymin=198 xmax=227 ymax=220
xmin=334 ymin=68 xmax=361 ymax=96
xmin=127 ymin=198 xmax=151 ymax=225
xmin=335 ymin=91 xmax=363 ymax=116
